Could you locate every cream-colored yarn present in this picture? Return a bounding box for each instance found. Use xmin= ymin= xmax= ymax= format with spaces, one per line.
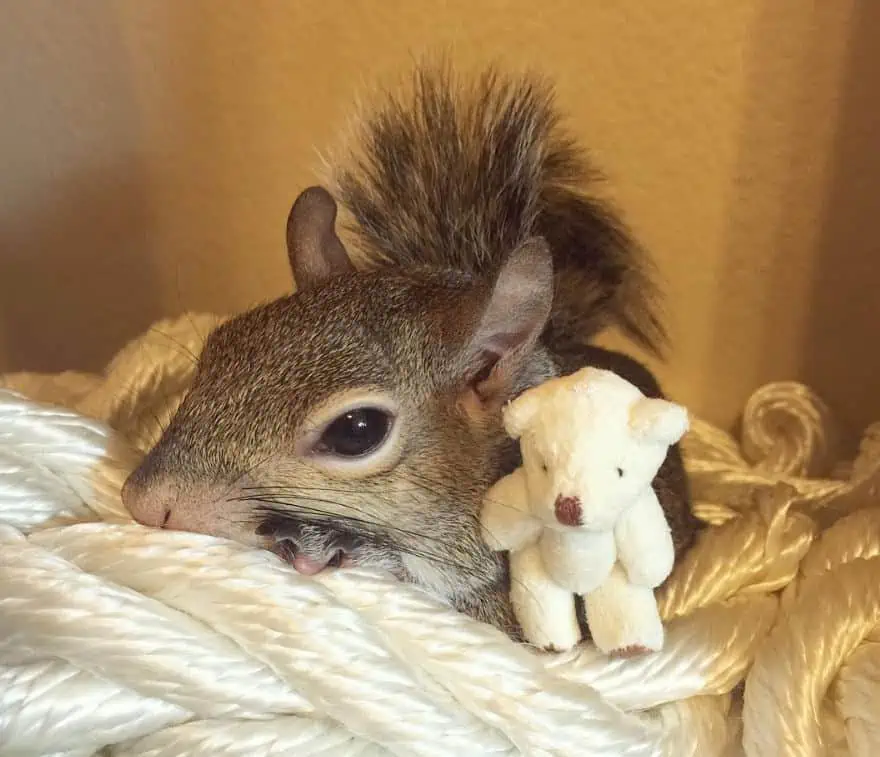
xmin=1 ymin=314 xmax=878 ymax=757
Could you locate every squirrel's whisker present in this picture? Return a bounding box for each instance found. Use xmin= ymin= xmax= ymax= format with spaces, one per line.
xmin=148 ymin=328 xmax=200 ymax=366
xmin=252 ymin=502 xmax=481 ymax=576
xmin=243 ymin=494 xmax=471 ymax=553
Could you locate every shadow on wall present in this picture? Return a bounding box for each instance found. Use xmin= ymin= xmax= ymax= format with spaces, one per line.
xmin=711 ymin=0 xmax=880 ymax=443
xmin=801 ymin=0 xmax=880 ymax=439
xmin=0 ymin=164 xmax=162 ymax=373
xmin=0 ymin=4 xmax=164 ymax=373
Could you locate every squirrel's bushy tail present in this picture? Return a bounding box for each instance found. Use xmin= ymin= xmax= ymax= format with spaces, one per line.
xmin=328 ymin=62 xmax=666 ymax=356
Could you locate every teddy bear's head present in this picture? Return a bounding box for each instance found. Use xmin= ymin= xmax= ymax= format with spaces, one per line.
xmin=502 ymin=368 xmax=689 ymax=532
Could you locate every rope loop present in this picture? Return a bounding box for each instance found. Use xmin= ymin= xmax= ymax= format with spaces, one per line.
xmin=1 ymin=313 xmax=878 ymax=756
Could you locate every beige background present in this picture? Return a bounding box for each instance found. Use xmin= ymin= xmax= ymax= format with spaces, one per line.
xmin=1 ymin=1 xmax=877 ymax=438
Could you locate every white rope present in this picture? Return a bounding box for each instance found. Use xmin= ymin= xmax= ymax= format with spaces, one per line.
xmin=1 ymin=314 xmax=878 ymax=757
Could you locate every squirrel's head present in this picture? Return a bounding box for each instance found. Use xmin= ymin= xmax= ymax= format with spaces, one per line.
xmin=503 ymin=368 xmax=689 ymax=531
xmin=121 ymin=186 xmax=556 ymax=615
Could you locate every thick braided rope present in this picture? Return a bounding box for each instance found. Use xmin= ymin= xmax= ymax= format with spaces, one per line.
xmin=1 ymin=315 xmax=878 ymax=756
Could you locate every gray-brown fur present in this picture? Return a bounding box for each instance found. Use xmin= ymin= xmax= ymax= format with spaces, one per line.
xmin=122 ymin=63 xmax=698 ymax=643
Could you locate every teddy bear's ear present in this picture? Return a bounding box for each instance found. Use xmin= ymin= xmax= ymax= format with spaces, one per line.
xmin=629 ymin=398 xmax=690 ymax=445
xmin=502 ymin=390 xmax=542 ymax=440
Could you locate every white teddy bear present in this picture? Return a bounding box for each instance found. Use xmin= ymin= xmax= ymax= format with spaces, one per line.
xmin=480 ymin=366 xmax=690 ymax=656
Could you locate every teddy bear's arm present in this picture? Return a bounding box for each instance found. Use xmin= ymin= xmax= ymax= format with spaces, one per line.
xmin=480 ymin=468 xmax=542 ymax=552
xmin=614 ymin=491 xmax=675 ymax=588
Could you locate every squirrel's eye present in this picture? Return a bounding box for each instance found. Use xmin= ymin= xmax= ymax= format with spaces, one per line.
xmin=316 ymin=407 xmax=393 ymax=458
xmin=616 ymin=467 xmax=624 ymax=477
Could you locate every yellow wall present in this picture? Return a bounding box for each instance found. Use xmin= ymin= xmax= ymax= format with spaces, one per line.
xmin=1 ymin=0 xmax=877 ymax=437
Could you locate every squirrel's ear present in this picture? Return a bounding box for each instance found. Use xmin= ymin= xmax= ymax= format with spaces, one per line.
xmin=629 ymin=397 xmax=690 ymax=445
xmin=286 ymin=186 xmax=355 ymax=291
xmin=463 ymin=236 xmax=554 ymax=404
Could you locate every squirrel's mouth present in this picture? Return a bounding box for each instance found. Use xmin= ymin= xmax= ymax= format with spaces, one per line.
xmin=270 ymin=538 xmax=353 ymax=575
xmin=256 ymin=512 xmax=365 ymax=576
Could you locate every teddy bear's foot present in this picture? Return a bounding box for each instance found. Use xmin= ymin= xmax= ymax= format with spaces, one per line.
xmin=608 ymin=644 xmax=650 ymax=658
xmin=526 ymin=631 xmax=581 ymax=653
xmin=590 ymin=619 xmax=663 ymax=658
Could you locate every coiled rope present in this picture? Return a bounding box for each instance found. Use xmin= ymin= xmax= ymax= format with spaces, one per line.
xmin=1 ymin=314 xmax=878 ymax=757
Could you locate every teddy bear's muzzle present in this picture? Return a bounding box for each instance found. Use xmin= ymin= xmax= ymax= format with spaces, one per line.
xmin=553 ymin=495 xmax=583 ymax=526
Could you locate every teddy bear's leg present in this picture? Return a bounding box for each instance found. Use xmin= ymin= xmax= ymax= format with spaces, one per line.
xmin=509 ymin=542 xmax=581 ymax=651
xmin=584 ymin=563 xmax=665 ymax=656
xmin=614 ymin=493 xmax=676 ymax=588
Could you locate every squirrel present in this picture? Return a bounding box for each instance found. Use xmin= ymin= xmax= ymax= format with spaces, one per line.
xmin=121 ymin=63 xmax=700 ymax=641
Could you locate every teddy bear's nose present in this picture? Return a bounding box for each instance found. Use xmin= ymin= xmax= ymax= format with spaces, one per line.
xmin=554 ymin=495 xmax=582 ymax=526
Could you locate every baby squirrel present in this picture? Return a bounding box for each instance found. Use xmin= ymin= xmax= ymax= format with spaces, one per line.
xmin=121 ymin=64 xmax=700 ymax=640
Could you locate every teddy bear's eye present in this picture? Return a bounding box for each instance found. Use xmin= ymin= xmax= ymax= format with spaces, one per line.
xmin=616 ymin=467 xmax=624 ymax=477
xmin=541 ymin=463 xmax=548 ymax=473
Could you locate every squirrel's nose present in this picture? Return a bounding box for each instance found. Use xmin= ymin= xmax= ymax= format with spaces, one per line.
xmin=554 ymin=495 xmax=583 ymax=527
xmin=121 ymin=470 xmax=175 ymax=528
